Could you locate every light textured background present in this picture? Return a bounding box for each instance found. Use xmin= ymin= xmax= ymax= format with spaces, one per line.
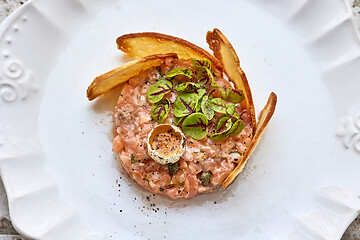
xmin=0 ymin=0 xmax=360 ymax=239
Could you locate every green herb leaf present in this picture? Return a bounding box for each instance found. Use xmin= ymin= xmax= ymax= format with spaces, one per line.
xmin=211 ymin=117 xmax=232 ymax=141
xmin=146 ymin=80 xmax=172 ymax=103
xmin=210 ymin=132 xmax=228 ymax=141
xmin=191 ymin=59 xmax=211 ymax=71
xmin=195 ymin=89 xmax=207 ymax=113
xmin=200 ymin=171 xmax=212 ymax=186
xmin=221 ymin=87 xmax=245 ymax=103
xmin=196 ymin=96 xmax=202 ymax=113
xmin=201 ymin=95 xmax=215 ymax=120
xmin=197 ymin=66 xmax=214 ymax=88
xmin=226 ymin=105 xmax=240 ymax=121
xmin=226 ymin=104 xmax=236 ymax=116
xmin=131 ymin=154 xmax=135 ymax=164
xmin=143 ymin=178 xmax=150 ymax=184
xmin=227 ymin=119 xmax=245 ymax=136
xmin=182 ymin=113 xmax=209 ymax=140
xmin=159 ymin=187 xmax=165 ymax=192
xmin=216 ymin=115 xmax=230 ymax=131
xmin=210 ymin=98 xmax=228 ymax=113
xmin=166 ymin=68 xmax=193 ymax=79
xmin=220 ymin=87 xmax=230 ymax=99
xmin=229 ymin=150 xmax=243 ymax=156
xmin=151 ymin=98 xmax=170 ymax=123
xmin=211 ymin=81 xmax=222 ymax=89
xmin=174 ymin=93 xmax=198 ymax=117
xmin=173 ymin=182 xmax=184 ymax=186
xmin=168 ymin=162 xmax=179 ymax=178
xmin=174 ymin=116 xmax=184 ymax=125
xmin=175 ymin=82 xmax=201 ymax=93
xmin=197 ymin=88 xmax=207 ymax=99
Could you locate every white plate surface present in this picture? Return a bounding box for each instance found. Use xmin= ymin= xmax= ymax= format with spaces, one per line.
xmin=1 ymin=0 xmax=360 ymax=239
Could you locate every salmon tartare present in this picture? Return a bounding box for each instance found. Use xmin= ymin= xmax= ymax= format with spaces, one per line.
xmin=87 ymin=29 xmax=277 ymax=200
xmin=112 ymin=58 xmax=253 ymax=199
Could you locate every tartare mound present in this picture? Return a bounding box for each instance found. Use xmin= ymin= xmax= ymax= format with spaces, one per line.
xmin=112 ymin=58 xmax=253 ymax=199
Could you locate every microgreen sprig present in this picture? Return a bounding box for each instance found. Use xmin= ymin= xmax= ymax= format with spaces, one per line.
xmin=182 ymin=113 xmax=209 ymax=140
xmin=174 ymin=93 xmax=198 ymax=118
xmin=146 ymin=79 xmax=172 ymax=103
xmin=166 ymin=68 xmax=193 ymax=79
xmin=151 ymin=99 xmax=170 ymax=123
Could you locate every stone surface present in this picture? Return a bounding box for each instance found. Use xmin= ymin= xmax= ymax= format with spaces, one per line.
xmin=0 ymin=0 xmax=25 ymax=23
xmin=0 ymin=180 xmax=24 ymax=239
xmin=0 ymin=0 xmax=360 ymax=239
xmin=342 ymin=216 xmax=360 ymax=240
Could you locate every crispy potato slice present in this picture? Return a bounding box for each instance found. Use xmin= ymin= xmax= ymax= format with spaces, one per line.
xmin=222 ymin=92 xmax=277 ymax=188
xmin=87 ymin=53 xmax=177 ymax=101
xmin=206 ymin=29 xmax=257 ymax=132
xmin=116 ymin=32 xmax=223 ymax=72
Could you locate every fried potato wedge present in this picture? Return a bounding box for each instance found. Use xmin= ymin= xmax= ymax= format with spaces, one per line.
xmin=116 ymin=32 xmax=223 ymax=72
xmin=87 ymin=53 xmax=178 ymax=101
xmin=206 ymin=29 xmax=257 ymax=132
xmin=222 ymin=92 xmax=277 ymax=188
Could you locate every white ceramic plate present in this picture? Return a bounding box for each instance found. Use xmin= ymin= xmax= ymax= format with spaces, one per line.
xmin=1 ymin=0 xmax=360 ymax=239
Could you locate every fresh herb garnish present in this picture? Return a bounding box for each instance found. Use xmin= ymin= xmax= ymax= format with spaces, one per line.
xmin=151 ymin=98 xmax=170 ymax=123
xmin=201 ymin=95 xmax=215 ymax=120
xmin=159 ymin=187 xmax=165 ymax=192
xmin=197 ymin=66 xmax=214 ymax=88
xmin=166 ymin=67 xmax=193 ymax=79
xmin=146 ymin=79 xmax=172 ymax=103
xmin=210 ymin=117 xmax=233 ymax=141
xmin=173 ymin=93 xmax=198 ymax=117
xmin=175 ymin=82 xmax=201 ymax=93
xmin=182 ymin=113 xmax=208 ymax=140
xmin=227 ymin=119 xmax=245 ymax=136
xmin=226 ymin=104 xmax=236 ymax=116
xmin=211 ymin=115 xmax=245 ymax=141
xmin=195 ymin=89 xmax=207 ymax=113
xmin=210 ymin=98 xmax=228 ymax=114
xmin=174 ymin=116 xmax=184 ymax=126
xmin=221 ymin=87 xmax=245 ymax=103
xmin=145 ymin=58 xmax=247 ymax=141
xmin=216 ymin=115 xmax=230 ymax=131
xmin=197 ymin=88 xmax=207 ymax=99
xmin=131 ymin=154 xmax=135 ymax=164
xmin=191 ymin=59 xmax=211 ymax=71
xmin=210 ymin=81 xmax=222 ymax=89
